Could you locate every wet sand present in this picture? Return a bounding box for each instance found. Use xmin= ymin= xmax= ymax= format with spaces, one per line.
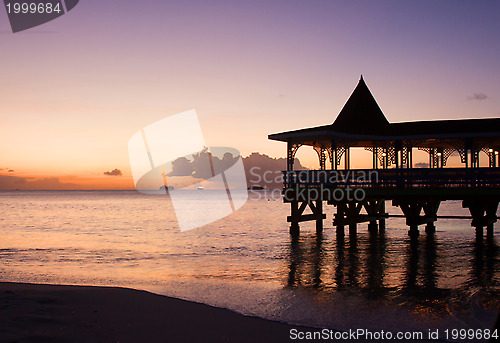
xmin=0 ymin=282 xmax=322 ymax=343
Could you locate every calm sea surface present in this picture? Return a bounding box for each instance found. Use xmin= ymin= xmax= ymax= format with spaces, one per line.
xmin=0 ymin=191 xmax=498 ymax=339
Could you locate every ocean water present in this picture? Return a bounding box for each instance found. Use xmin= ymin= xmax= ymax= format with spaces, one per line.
xmin=0 ymin=191 xmax=498 ymax=340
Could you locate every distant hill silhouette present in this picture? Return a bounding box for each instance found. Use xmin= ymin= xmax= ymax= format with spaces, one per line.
xmin=243 ymin=152 xmax=305 ymax=189
xmin=167 ymin=151 xmax=304 ymax=190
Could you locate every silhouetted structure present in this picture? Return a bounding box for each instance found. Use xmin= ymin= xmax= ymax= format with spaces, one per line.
xmin=269 ymin=76 xmax=500 ymax=237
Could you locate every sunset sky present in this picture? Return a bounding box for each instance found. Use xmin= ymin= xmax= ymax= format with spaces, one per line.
xmin=1 ymin=0 xmax=500 ymax=189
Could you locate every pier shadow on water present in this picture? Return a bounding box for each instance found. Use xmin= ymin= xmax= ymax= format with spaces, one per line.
xmin=284 ymin=226 xmax=499 ymax=319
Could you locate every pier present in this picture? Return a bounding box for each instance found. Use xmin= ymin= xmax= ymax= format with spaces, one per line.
xmin=269 ymin=77 xmax=500 ymax=238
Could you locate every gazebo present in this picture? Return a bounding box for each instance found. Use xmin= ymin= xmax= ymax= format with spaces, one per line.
xmin=269 ymin=76 xmax=500 ymax=237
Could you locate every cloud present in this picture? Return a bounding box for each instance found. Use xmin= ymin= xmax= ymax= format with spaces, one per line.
xmin=0 ymin=175 xmax=78 ymax=190
xmin=104 ymin=168 xmax=123 ymax=176
xmin=169 ymin=157 xmax=194 ymax=176
xmin=8 ymin=169 xmax=15 ymax=173
xmin=467 ymin=93 xmax=488 ymax=101
xmin=414 ymin=162 xmax=430 ymax=168
xmin=167 ymin=151 xmax=240 ymax=180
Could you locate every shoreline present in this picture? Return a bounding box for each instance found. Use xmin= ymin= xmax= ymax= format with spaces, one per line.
xmin=0 ymin=281 xmax=324 ymax=343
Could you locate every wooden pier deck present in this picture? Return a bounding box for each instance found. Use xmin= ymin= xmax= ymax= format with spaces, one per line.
xmin=282 ymin=168 xmax=500 ymax=237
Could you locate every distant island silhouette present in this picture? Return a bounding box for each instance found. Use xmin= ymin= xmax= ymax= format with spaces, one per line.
xmin=243 ymin=152 xmax=305 ymax=189
xmin=167 ymin=152 xmax=305 ymax=190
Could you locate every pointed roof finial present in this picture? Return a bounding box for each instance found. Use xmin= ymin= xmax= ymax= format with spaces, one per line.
xmin=331 ymin=76 xmax=389 ymax=134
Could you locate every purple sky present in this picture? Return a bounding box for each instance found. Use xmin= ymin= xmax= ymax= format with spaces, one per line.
xmin=1 ymin=0 xmax=500 ymax=187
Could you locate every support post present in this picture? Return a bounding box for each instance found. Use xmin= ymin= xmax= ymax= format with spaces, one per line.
xmin=463 ymin=200 xmax=498 ymax=237
xmin=335 ymin=202 xmax=346 ymax=237
xmin=287 ymin=200 xmax=326 ymax=236
xmin=316 ymin=200 xmax=323 ymax=235
xmin=363 ymin=199 xmax=387 ymax=233
xmin=372 ymin=147 xmax=378 ymax=169
xmin=423 ymin=200 xmax=440 ymax=234
xmin=368 ymin=221 xmax=378 ymax=233
xmin=379 ymin=200 xmax=386 ymax=233
xmin=287 ymin=142 xmax=294 ymax=171
xmin=334 ymin=148 xmax=338 ymax=170
xmin=425 ymin=223 xmax=436 ymax=234
xmin=349 ymin=223 xmax=357 ymax=237
xmin=393 ymin=200 xmax=440 ymax=236
xmin=409 ymin=225 xmax=420 ymax=237
xmin=345 ymin=147 xmax=350 ymax=170
xmin=487 ymin=224 xmax=494 ymax=239
xmin=289 ymin=200 xmax=300 ymax=236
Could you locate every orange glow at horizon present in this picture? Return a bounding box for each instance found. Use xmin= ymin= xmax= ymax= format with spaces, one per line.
xmin=0 ymin=171 xmax=136 ymax=191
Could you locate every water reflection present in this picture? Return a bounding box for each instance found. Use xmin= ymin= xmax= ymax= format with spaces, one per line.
xmin=311 ymin=233 xmax=324 ymax=288
xmin=470 ymin=234 xmax=498 ymax=289
xmin=422 ymin=234 xmax=438 ymax=292
xmin=284 ymin=227 xmax=499 ymax=313
xmin=334 ymin=233 xmax=345 ymax=290
xmin=287 ymin=235 xmax=302 ymax=287
xmin=347 ymin=231 xmax=360 ymax=288
xmin=402 ymin=234 xmax=440 ymax=295
xmin=366 ymin=230 xmax=387 ymax=296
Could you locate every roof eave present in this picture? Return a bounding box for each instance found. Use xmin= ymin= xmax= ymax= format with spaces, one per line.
xmin=269 ymin=130 xmax=500 ymax=143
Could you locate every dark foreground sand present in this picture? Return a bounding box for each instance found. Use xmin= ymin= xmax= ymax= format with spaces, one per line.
xmin=0 ymin=282 xmax=320 ymax=343
xmin=5 ymin=282 xmax=496 ymax=343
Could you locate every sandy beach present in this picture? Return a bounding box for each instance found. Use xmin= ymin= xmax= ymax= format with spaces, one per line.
xmin=0 ymin=282 xmax=325 ymax=343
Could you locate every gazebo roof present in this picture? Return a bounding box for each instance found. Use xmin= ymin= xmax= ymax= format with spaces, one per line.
xmin=331 ymin=76 xmax=390 ymax=134
xmin=269 ymin=76 xmax=500 ymax=146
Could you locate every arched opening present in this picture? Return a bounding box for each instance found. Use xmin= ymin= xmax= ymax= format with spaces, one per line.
xmin=350 ymin=148 xmax=374 ymax=169
xmin=412 ymin=149 xmax=432 ymax=168
xmin=479 ymin=150 xmax=490 ymax=168
xmin=443 ymin=152 xmax=462 ymax=168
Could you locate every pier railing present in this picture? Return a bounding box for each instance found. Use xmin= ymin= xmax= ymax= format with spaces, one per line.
xmin=283 ymin=167 xmax=500 ymax=188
